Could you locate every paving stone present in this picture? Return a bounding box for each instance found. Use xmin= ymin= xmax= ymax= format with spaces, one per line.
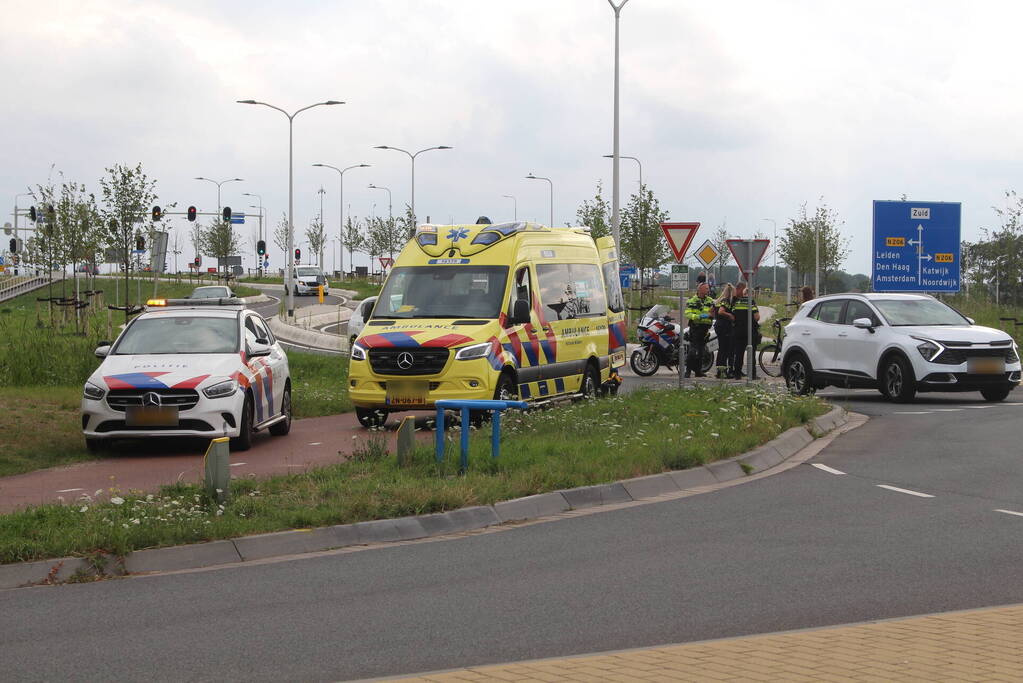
xmin=233 ymin=527 xmax=339 ymax=561
xmin=125 ymin=540 xmax=242 ymax=573
xmin=444 ymin=506 xmax=500 ymax=532
xmin=705 ymin=458 xmax=747 ymax=483
xmin=739 ymin=445 xmax=784 ymax=473
xmin=560 ymin=483 xmax=633 ymax=509
xmin=352 ymin=519 xmax=401 ymax=544
xmin=417 ymin=512 xmax=458 ymax=536
xmin=0 ymin=556 xmax=89 ymax=589
xmin=392 ymin=516 xmax=429 ymax=541
xmin=772 ymin=426 xmax=813 ymax=457
xmin=667 ymin=466 xmax=719 ymax=490
xmin=328 ymin=523 xmax=360 ymax=548
xmin=621 ymin=473 xmax=681 ymax=500
xmin=493 ymin=492 xmax=570 ymax=522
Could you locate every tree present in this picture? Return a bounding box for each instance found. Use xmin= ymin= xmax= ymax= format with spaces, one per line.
xmin=199 ymin=218 xmax=241 ymax=275
xmin=619 ymin=186 xmax=670 ymax=293
xmin=343 ymin=215 xmax=365 ymax=275
xmin=962 ymin=190 xmax=1023 ymax=304
xmin=366 ymin=215 xmax=404 ymax=262
xmin=98 ymin=163 xmax=160 ymax=321
xmin=305 ymin=217 xmax=327 ymax=269
xmin=709 ymin=223 xmax=732 ymax=283
xmin=575 ymin=181 xmax=612 ymax=239
xmin=778 ymin=199 xmax=850 ymax=293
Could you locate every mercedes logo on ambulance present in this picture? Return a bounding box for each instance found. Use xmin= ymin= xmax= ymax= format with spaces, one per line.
xmin=396 ymin=352 xmax=415 ymax=370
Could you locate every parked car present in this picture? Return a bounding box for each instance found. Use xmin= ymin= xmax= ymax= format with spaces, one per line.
xmin=188 ymin=285 xmax=236 ymax=299
xmin=347 ymin=296 xmax=377 ymax=348
xmin=81 ymin=297 xmax=292 ymax=451
xmin=781 ymin=293 xmax=1021 ymax=402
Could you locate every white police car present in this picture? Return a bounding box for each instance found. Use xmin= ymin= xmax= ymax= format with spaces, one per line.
xmin=81 ymin=297 xmax=292 ymax=451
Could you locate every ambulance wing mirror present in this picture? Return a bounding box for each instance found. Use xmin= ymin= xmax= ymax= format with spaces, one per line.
xmin=510 ymin=299 xmax=531 ymax=325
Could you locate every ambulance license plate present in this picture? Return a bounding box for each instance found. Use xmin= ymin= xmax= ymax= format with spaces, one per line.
xmin=386 ymin=380 xmax=429 ymax=407
xmin=125 ymin=406 xmax=179 ymax=427
xmin=610 ymin=350 xmax=626 ymax=368
xmin=968 ymin=357 xmax=1005 ymax=374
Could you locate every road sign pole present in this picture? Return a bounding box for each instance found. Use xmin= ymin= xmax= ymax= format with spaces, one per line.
xmin=747 ymin=279 xmax=754 ymax=385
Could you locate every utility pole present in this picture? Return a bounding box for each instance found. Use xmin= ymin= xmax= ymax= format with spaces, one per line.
xmin=317 ymin=186 xmax=326 ymax=269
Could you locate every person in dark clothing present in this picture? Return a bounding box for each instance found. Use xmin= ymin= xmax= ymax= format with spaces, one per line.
xmin=730 ymin=281 xmax=760 ymax=379
xmin=712 ymin=283 xmax=735 ymax=378
xmin=684 ymin=283 xmax=715 ymax=378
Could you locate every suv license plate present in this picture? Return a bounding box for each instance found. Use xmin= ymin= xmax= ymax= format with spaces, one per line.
xmin=386 ymin=380 xmax=429 ymax=407
xmin=968 ymin=357 xmax=1005 ymax=374
xmin=125 ymin=406 xmax=179 ymax=427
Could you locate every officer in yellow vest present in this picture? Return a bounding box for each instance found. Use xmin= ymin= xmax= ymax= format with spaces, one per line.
xmin=684 ymin=282 xmax=715 ymax=377
xmin=730 ymin=280 xmax=760 ymax=378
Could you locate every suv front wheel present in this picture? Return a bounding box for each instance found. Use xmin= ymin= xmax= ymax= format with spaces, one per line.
xmin=880 ymin=355 xmax=917 ymax=403
xmin=784 ymin=352 xmax=815 ymax=395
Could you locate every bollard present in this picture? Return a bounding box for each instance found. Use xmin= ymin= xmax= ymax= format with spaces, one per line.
xmin=434 ymin=399 xmax=529 ymax=473
xmin=203 ymin=437 xmax=231 ymax=504
xmin=396 ymin=415 xmax=415 ymax=467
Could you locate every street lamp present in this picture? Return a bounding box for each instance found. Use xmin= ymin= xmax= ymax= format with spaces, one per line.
xmin=236 ymin=98 xmax=344 ymax=318
xmin=502 ymin=194 xmax=517 ymax=220
xmin=13 ymin=192 xmax=31 ymax=275
xmin=373 ymin=145 xmax=452 ymax=236
xmin=762 ymin=218 xmax=777 ymax=294
xmin=194 ymin=177 xmax=244 ymax=216
xmin=607 ymin=0 xmax=631 ymax=253
xmin=313 ymin=163 xmax=369 ymax=278
xmin=525 ymin=173 xmax=553 ymax=227
xmin=368 ymin=184 xmax=393 ymax=221
xmin=603 ymin=154 xmax=642 ymax=190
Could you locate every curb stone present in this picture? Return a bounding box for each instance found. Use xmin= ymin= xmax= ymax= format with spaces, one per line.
xmin=0 ymin=407 xmax=850 ymax=590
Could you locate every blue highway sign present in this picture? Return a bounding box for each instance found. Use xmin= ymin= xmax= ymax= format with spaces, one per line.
xmin=620 ymin=264 xmax=637 ymax=277
xmin=872 ymin=200 xmax=961 ymax=292
xmin=620 ymin=273 xmax=631 ymax=289
xmin=229 ymin=213 xmax=246 ymax=225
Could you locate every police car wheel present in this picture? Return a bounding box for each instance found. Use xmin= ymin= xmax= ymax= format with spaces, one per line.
xmin=231 ymin=396 xmax=255 ymax=451
xmin=269 ymin=386 xmax=292 ymax=436
xmin=980 ymin=386 xmax=1011 ymax=402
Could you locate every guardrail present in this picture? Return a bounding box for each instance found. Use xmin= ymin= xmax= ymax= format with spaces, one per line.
xmin=434 ymin=399 xmax=529 ymax=473
xmin=0 ymin=275 xmax=50 ymax=304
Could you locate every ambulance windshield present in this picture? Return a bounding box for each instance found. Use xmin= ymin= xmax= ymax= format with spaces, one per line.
xmin=374 ymin=265 xmax=509 ymax=319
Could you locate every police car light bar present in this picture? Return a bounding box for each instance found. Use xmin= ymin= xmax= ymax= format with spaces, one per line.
xmin=146 ymin=297 xmax=246 ymax=308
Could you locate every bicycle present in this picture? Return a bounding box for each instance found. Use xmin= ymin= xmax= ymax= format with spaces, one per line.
xmin=758 ymin=316 xmax=791 ymax=377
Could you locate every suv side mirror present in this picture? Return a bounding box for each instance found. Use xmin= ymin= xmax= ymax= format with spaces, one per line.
xmin=249 ymin=341 xmax=272 ymax=357
xmin=510 ymin=299 xmax=531 ymax=325
xmin=95 ymin=344 xmax=111 ymax=359
xmin=852 ymin=318 xmax=875 ymax=332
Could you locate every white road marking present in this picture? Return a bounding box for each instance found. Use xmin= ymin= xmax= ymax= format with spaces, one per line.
xmin=229 ymin=462 xmax=247 ymax=467
xmin=994 ymin=509 xmax=1023 ymax=518
xmin=877 ymin=484 xmax=934 ymax=498
xmin=811 ymin=463 xmax=846 ymax=475
xmin=894 ymin=411 xmax=932 ymax=415
xmin=963 ymin=406 xmax=993 ymax=409
xmin=308 ymin=442 xmax=322 ymax=446
xmin=55 ymin=488 xmax=84 ymax=493
xmin=932 ymin=408 xmax=963 ymax=412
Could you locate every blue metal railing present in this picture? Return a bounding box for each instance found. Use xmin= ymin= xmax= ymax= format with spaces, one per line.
xmin=434 ymin=399 xmax=529 ymax=473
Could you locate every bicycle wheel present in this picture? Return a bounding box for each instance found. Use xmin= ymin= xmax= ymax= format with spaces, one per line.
xmin=758 ymin=344 xmax=783 ymax=377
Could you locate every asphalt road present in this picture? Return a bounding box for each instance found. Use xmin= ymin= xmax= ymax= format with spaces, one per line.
xmin=3 ymin=379 xmax=1023 ymax=680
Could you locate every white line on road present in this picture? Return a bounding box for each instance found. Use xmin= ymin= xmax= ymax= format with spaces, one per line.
xmin=994 ymin=509 xmax=1023 ymax=518
xmin=963 ymin=406 xmax=993 ymax=409
xmin=893 ymin=411 xmax=932 ymax=415
xmin=55 ymin=488 xmax=84 ymax=493
xmin=309 ymin=442 xmax=322 ymax=446
xmin=932 ymin=408 xmax=963 ymax=412
xmin=877 ymin=484 xmax=934 ymax=498
xmin=811 ymin=463 xmax=846 ymax=475
xmin=229 ymin=462 xmax=247 ymax=467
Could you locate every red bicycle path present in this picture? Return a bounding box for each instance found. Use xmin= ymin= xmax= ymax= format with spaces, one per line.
xmin=0 ymin=412 xmax=439 ymax=513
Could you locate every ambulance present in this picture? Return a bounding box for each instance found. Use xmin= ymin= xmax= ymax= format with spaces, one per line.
xmin=348 ymin=221 xmax=627 ymax=427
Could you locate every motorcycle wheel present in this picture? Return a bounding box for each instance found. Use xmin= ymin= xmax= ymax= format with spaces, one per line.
xmin=630 ymin=347 xmax=660 ymax=376
xmin=700 ymin=351 xmax=715 ymax=375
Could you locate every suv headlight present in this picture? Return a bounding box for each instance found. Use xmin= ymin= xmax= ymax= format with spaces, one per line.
xmin=914 ymin=339 xmax=941 ymax=362
xmin=202 ymin=379 xmax=238 ymax=399
xmin=1008 ymin=343 xmax=1020 ymax=364
xmin=455 ymin=342 xmax=491 ymax=361
xmin=83 ymin=381 xmax=105 ymax=400
xmin=350 ymin=344 xmax=366 ymax=361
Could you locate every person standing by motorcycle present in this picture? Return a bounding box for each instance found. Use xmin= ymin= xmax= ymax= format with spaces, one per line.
xmin=684 ymin=282 xmax=715 ymax=378
xmin=712 ymin=283 xmax=736 ymax=379
xmin=730 ymin=280 xmax=760 ymax=379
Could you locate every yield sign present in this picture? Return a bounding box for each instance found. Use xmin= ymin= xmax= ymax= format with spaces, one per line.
xmin=693 ymin=239 xmax=720 ymax=268
xmin=379 ymin=256 xmax=394 ymax=269
xmin=660 ymin=222 xmax=700 ymax=263
xmin=726 ymin=238 xmax=770 ymax=275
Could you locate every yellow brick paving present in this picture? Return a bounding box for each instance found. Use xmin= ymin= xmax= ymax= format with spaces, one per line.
xmin=390 ymin=603 xmax=1023 ymax=682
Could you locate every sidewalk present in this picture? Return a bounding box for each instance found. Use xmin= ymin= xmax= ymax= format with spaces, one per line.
xmin=389 ymin=602 xmax=1023 ymax=681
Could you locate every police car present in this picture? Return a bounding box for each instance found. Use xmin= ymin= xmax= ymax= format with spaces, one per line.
xmin=81 ymin=297 xmax=292 ymax=451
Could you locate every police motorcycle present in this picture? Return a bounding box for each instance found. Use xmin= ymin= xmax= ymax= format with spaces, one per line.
xmin=629 ymin=304 xmax=716 ymax=377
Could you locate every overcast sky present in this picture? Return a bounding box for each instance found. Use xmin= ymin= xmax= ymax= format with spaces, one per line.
xmin=3 ymin=0 xmax=1021 ymax=275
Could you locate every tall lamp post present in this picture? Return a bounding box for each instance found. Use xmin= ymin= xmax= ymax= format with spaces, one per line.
xmin=762 ymin=218 xmax=777 ymax=294
xmin=603 ymin=154 xmax=642 ymax=190
xmin=368 ymin=184 xmax=393 ymax=221
xmin=525 ymin=174 xmax=553 ymax=227
xmin=373 ymin=145 xmax=452 ymax=236
xmin=194 ymin=177 xmax=244 ymax=215
xmin=502 ymin=194 xmax=517 ymax=220
xmin=607 ymin=0 xmax=631 ymax=253
xmin=13 ymin=192 xmax=32 ymax=275
xmin=236 ymin=98 xmax=344 ymax=318
xmin=312 ymin=163 xmax=369 ymax=278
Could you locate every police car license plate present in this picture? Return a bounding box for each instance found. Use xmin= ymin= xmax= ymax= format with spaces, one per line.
xmin=610 ymin=350 xmax=626 ymax=368
xmin=125 ymin=406 xmax=179 ymax=427
xmin=968 ymin=357 xmax=1005 ymax=374
xmin=386 ymin=380 xmax=429 ymax=407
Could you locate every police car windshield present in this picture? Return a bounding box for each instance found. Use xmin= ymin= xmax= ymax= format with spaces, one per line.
xmin=374 ymin=265 xmax=508 ymax=319
xmin=871 ymin=298 xmax=969 ymax=326
xmin=114 ymin=316 xmax=239 ymax=354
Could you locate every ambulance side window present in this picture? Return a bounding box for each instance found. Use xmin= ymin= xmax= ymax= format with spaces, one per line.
xmin=511 ymin=267 xmax=531 ymax=308
xmin=535 ymin=263 xmax=607 ymax=320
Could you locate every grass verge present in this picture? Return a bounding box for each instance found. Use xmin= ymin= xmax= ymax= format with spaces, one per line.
xmin=0 ymin=384 xmax=827 ymax=564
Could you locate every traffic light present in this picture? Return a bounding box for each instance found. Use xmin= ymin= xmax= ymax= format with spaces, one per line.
xmin=136 ymin=236 xmax=145 ymax=251
xmin=193 ymin=256 xmax=201 ymax=267
xmin=47 ymin=204 xmax=54 ymax=217
xmin=257 ymin=240 xmax=266 ymax=256
xmin=29 ymin=206 xmax=36 ymax=222
xmin=294 ymin=248 xmax=301 ymax=263
xmin=187 ymin=206 xmax=197 ymax=222
xmin=8 ymin=238 xmax=15 ymax=253
xmin=152 ymin=206 xmax=162 ymax=221
xmin=222 ymin=207 xmax=232 ymax=222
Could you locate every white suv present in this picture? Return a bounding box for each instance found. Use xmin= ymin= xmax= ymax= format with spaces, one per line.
xmin=782 ymin=293 xmax=1021 ymax=402
xmin=81 ymin=298 xmax=292 ymax=451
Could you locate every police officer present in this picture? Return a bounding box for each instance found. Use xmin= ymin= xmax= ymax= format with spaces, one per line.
xmin=684 ymin=282 xmax=715 ymax=378
xmin=730 ymin=280 xmax=760 ymax=379
xmin=712 ymin=283 xmax=736 ymax=379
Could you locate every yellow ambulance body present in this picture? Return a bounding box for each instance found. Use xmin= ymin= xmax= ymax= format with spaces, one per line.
xmin=348 ymin=221 xmax=627 ymax=426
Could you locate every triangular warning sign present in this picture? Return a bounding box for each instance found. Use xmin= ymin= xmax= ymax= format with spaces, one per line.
xmin=726 ymin=238 xmax=771 ymax=275
xmin=660 ymin=222 xmax=700 ymax=263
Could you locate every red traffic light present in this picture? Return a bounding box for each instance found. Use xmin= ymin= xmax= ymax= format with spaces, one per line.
xmin=152 ymin=206 xmax=162 ymax=221
xmin=193 ymin=256 xmax=201 ymax=266
xmin=187 ymin=206 xmax=197 ymax=222
xmin=294 ymin=248 xmax=301 ymax=262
